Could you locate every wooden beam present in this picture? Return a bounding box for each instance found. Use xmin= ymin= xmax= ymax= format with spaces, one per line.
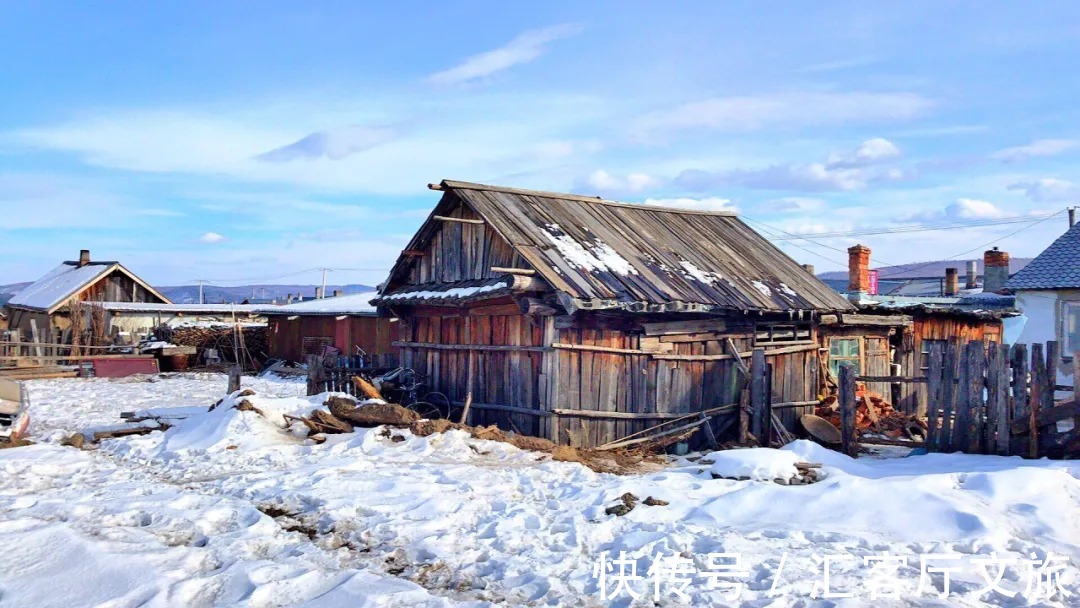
xmin=551 ymin=342 xmax=645 ymax=355
xmin=855 ymin=375 xmax=928 ymax=384
xmin=642 ymin=319 xmax=726 ymax=336
xmin=393 ymin=341 xmax=551 ymax=353
xmin=402 ymin=250 xmax=425 ymax=258
xmin=838 ymin=314 xmax=913 ymax=327
xmin=839 ymin=364 xmax=859 ymax=457
xmin=451 ymin=400 xmax=550 ymax=417
xmin=491 ymin=266 xmax=536 ymax=276
xmin=518 ymin=297 xmax=558 ymax=317
xmin=433 ymin=215 xmax=485 ymax=225
xmin=509 ymin=275 xmax=548 ymax=293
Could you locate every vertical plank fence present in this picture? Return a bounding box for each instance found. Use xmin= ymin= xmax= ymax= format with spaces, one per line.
xmin=919 ymin=339 xmax=1078 ymax=459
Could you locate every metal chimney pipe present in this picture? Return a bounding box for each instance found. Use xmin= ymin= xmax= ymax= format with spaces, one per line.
xmin=944 ymin=268 xmax=959 ymax=296
xmin=965 ymin=260 xmax=978 ymax=290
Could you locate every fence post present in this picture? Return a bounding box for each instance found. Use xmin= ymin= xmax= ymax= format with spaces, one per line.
xmin=306 ymin=355 xmax=325 ymax=396
xmin=1030 ymin=343 xmax=1046 ymax=459
xmin=227 ymin=365 xmax=241 ymax=394
xmin=954 ymin=343 xmax=973 ymax=453
xmin=1073 ymin=352 xmax=1080 ymax=399
xmin=985 ymin=342 xmax=1002 ymax=454
xmin=939 ymin=341 xmax=959 ymax=452
xmin=967 ymin=341 xmax=986 ymax=453
xmin=1010 ymin=344 xmax=1029 ymax=457
xmin=839 ymin=364 xmax=858 ymax=458
xmin=749 ymin=348 xmax=767 ymax=445
xmin=926 ymin=342 xmax=943 ymax=451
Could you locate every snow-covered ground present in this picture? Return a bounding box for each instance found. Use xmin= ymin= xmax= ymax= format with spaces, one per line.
xmin=1 ymin=373 xmax=1078 ymax=607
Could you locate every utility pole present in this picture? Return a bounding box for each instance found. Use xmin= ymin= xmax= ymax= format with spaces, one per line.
xmin=319 ymin=268 xmax=331 ymax=299
xmin=196 ymin=280 xmax=206 ymax=305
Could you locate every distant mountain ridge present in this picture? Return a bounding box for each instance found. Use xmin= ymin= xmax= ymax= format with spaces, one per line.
xmin=0 ymin=283 xmax=375 ymax=306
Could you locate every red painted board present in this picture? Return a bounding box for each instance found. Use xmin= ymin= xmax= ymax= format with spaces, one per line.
xmin=90 ymin=357 xmax=160 ymax=378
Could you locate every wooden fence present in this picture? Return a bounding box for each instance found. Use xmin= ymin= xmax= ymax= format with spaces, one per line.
xmin=305 ymin=353 xmax=400 ymax=397
xmin=840 ymin=340 xmax=1078 ymax=459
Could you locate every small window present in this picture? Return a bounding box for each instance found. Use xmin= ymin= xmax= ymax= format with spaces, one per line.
xmin=920 ymin=339 xmax=947 ymax=372
xmin=829 ymin=338 xmax=861 ymax=377
xmin=755 ymin=322 xmax=812 ymax=346
xmin=1062 ymin=302 xmax=1080 ymax=355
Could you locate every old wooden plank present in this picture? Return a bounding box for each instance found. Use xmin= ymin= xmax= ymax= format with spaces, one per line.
xmin=642 ymin=319 xmax=727 ymax=336
xmin=925 ymin=341 xmax=943 ymax=451
xmin=551 ymin=342 xmax=644 ymax=355
xmin=952 ymin=343 xmax=973 ymax=453
xmin=750 ymin=349 xmax=767 ymax=444
xmin=393 ymin=341 xmax=550 ymax=353
xmin=855 ymin=375 xmax=929 ymax=384
xmin=1009 ymin=343 xmax=1029 ymax=456
xmin=1030 ymin=342 xmax=1046 ymax=458
xmin=939 ymin=341 xmax=959 ymax=452
xmin=839 ymin=364 xmax=858 ymax=458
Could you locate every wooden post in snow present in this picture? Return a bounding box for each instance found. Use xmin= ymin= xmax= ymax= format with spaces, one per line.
xmin=839 ymin=364 xmax=858 ymax=458
xmin=749 ymin=348 xmax=767 ymax=446
xmin=926 ymin=341 xmax=943 ymax=451
xmin=306 ymin=355 xmax=325 ymax=396
xmin=227 ymin=364 xmax=242 ymax=394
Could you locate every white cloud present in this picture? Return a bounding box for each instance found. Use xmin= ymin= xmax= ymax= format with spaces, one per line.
xmin=1008 ymin=178 xmax=1080 ymax=202
xmin=991 ymin=139 xmax=1078 ymax=163
xmin=758 ymin=197 xmax=827 ymax=213
xmin=427 ymin=24 xmax=582 ymax=85
xmin=633 ymin=92 xmax=933 ymax=140
xmin=584 ymin=170 xmax=660 ymax=194
xmin=200 ymin=232 xmax=226 ymax=244
xmin=255 ymin=125 xmax=395 ymax=162
xmin=640 ymin=197 xmax=736 ymax=213
xmin=826 ymin=137 xmax=901 ymax=168
xmin=904 ymin=198 xmax=1006 ymax=223
xmin=675 ymin=138 xmax=911 ymax=192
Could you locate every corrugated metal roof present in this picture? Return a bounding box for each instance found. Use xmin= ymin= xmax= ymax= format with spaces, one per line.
xmin=8 ymin=262 xmax=117 ymax=311
xmin=98 ymin=302 xmax=264 ymax=314
xmin=385 ymin=180 xmax=854 ymax=313
xmin=1005 ymin=224 xmax=1080 ymax=290
xmin=257 ymin=292 xmax=379 ymax=316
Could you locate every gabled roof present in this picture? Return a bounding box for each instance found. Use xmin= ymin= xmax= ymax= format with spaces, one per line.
xmin=257 ymin=292 xmax=380 ymax=316
xmin=7 ymin=261 xmax=171 ymax=314
xmin=380 ymin=180 xmax=854 ymax=313
xmin=1005 ymin=224 xmax=1080 ymax=290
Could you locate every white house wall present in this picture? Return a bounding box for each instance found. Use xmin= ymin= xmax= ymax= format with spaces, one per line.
xmin=1014 ymin=289 xmax=1080 ymax=396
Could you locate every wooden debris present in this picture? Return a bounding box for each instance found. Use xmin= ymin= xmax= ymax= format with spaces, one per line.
xmin=327 ymin=396 xmax=419 ymax=427
xmin=605 ymin=492 xmax=638 ymax=516
xmin=643 ymin=496 xmax=669 ymax=506
xmin=350 ymin=375 xmax=384 ymax=401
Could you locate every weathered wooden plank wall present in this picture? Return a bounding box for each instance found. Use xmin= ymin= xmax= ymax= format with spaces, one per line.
xmin=267 ymin=315 xmax=398 ymax=363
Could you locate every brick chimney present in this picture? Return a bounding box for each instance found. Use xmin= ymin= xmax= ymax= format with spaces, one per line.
xmin=801 ymin=263 xmax=815 ymax=275
xmin=944 ymin=267 xmax=959 ymax=296
xmin=965 ymin=260 xmax=978 ymax=290
xmin=333 ymin=289 xmax=344 ymax=297
xmin=315 ymin=286 xmax=324 ymax=299
xmin=983 ymin=247 xmax=1010 ymax=293
xmin=847 ymin=244 xmax=871 ymax=302
xmin=78 ymin=249 xmax=90 ymax=267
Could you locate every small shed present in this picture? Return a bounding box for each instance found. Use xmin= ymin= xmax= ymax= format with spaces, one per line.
xmin=258 ymin=292 xmax=398 ymax=364
xmin=97 ymin=303 xmax=265 ymax=338
xmin=4 ymin=250 xmax=170 ymax=339
xmin=373 ymin=180 xmax=857 ymax=447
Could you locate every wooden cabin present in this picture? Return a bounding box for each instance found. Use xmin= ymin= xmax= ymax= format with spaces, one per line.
xmin=4 ymin=250 xmax=170 ymax=339
xmin=373 ymin=180 xmax=861 ymax=447
xmin=260 ymin=292 xmax=398 ymax=365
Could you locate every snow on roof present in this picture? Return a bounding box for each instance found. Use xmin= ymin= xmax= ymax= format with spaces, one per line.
xmin=97 ymin=302 xmax=264 ymax=314
xmin=7 ymin=262 xmax=117 ymax=311
xmin=257 ymin=291 xmax=379 ymax=316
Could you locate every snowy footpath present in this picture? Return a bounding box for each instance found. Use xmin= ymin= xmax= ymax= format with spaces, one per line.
xmin=1 ymin=373 xmax=1077 ymax=607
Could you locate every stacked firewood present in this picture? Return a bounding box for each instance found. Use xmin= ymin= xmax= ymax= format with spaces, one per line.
xmin=157 ymin=324 xmax=269 ymax=368
xmin=816 ymin=387 xmax=927 ymax=441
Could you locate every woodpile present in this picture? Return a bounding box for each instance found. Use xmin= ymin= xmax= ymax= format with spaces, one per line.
xmin=157 ymin=324 xmax=269 ymax=369
xmin=816 ymin=386 xmax=927 ymax=442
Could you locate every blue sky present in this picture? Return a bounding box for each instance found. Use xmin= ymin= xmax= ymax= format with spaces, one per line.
xmin=2 ymin=2 xmax=1080 ymax=286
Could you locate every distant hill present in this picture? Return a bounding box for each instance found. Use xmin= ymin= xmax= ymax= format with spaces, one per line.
xmin=158 ymin=284 xmax=376 ymax=304
xmin=816 ymin=257 xmax=1033 ymax=281
xmin=0 ymin=282 xmax=375 ymax=306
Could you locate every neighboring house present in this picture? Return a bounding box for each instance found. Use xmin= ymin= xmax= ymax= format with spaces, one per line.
xmin=817 ymin=252 xmax=1032 ymax=297
xmin=1006 ymin=222 xmax=1080 ymax=382
xmin=4 ymin=250 xmax=171 ymax=338
xmin=372 ymin=180 xmax=861 ymax=447
xmin=95 ymin=302 xmax=265 ymax=338
xmin=257 ymin=292 xmax=398 ymax=364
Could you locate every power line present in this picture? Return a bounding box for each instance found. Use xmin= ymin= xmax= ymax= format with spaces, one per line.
xmin=768 ymin=212 xmax=1061 ymax=241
